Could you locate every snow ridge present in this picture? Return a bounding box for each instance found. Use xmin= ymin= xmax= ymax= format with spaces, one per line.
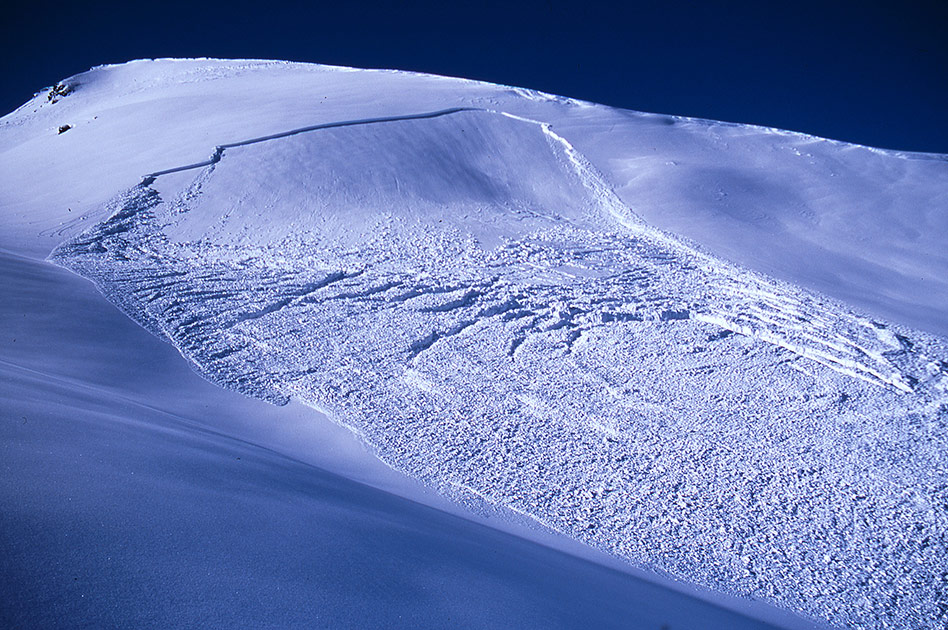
xmin=51 ymin=107 xmax=948 ymax=629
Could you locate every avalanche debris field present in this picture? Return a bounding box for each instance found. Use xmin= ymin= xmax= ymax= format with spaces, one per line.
xmin=52 ymin=107 xmax=948 ymax=629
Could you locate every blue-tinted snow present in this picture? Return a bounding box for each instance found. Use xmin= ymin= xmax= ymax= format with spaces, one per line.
xmin=0 ymin=251 xmax=809 ymax=629
xmin=50 ymin=107 xmax=948 ymax=628
xmin=3 ymin=58 xmax=947 ymax=628
xmin=3 ymin=59 xmax=947 ymax=335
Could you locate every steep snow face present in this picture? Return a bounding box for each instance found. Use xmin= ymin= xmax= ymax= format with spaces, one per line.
xmin=2 ymin=59 xmax=947 ymax=336
xmin=3 ymin=59 xmax=948 ymax=629
xmin=50 ymin=102 xmax=948 ymax=628
xmin=149 ymin=109 xmax=626 ymax=255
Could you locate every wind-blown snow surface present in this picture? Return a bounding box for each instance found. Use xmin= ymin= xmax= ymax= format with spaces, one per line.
xmin=3 ymin=59 xmax=948 ymax=628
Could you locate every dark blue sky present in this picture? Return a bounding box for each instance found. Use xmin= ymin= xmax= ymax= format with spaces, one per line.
xmin=3 ymin=0 xmax=946 ymax=152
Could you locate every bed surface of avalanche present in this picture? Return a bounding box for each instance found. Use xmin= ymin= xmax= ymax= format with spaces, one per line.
xmin=52 ymin=104 xmax=948 ymax=630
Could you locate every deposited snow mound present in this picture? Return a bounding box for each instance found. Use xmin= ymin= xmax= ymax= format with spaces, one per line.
xmin=53 ymin=107 xmax=948 ymax=628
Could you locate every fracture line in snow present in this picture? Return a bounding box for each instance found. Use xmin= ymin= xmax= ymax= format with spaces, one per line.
xmin=130 ymin=107 xmax=936 ymax=396
xmin=45 ymin=88 xmax=948 ymax=629
xmin=141 ymin=107 xmax=483 ymax=183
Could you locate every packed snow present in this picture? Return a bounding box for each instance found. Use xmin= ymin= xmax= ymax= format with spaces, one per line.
xmin=3 ymin=58 xmax=948 ymax=629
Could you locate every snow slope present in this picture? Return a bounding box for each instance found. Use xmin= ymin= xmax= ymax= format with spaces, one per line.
xmin=3 ymin=59 xmax=946 ymax=335
xmin=3 ymin=58 xmax=948 ymax=628
xmin=3 ymin=250 xmax=798 ymax=630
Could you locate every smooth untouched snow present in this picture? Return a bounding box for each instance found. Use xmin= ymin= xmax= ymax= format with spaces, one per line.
xmin=3 ymin=58 xmax=947 ymax=629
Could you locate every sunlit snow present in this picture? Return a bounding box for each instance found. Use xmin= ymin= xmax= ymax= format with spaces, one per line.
xmin=3 ymin=58 xmax=947 ymax=629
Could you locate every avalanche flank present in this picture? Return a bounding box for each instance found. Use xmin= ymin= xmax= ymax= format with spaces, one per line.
xmin=3 ymin=59 xmax=947 ymax=629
